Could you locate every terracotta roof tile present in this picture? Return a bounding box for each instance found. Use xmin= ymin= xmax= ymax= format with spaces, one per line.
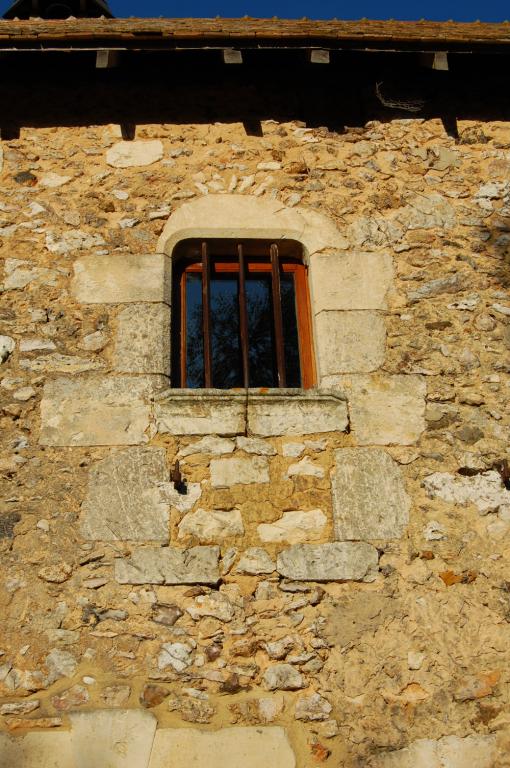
xmin=0 ymin=18 xmax=509 ymax=47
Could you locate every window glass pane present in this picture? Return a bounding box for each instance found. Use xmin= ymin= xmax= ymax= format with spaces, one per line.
xmin=211 ymin=275 xmax=243 ymax=388
xmin=281 ymin=274 xmax=302 ymax=388
xmin=246 ymin=275 xmax=277 ymax=388
xmin=185 ymin=273 xmax=204 ymax=388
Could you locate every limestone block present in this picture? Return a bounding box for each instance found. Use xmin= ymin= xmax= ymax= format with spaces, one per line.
xmin=210 ymin=456 xmax=269 ymax=488
xmin=114 ymin=546 xmax=220 ymax=585
xmin=423 ymin=471 xmax=510 ymax=515
xmin=0 ymin=732 xmax=73 ymax=768
xmin=178 ymin=508 xmax=244 ymax=541
xmin=309 ymin=251 xmax=393 ymax=312
xmin=332 ymin=449 xmax=410 ymax=540
xmin=148 ymin=726 xmax=296 ymax=768
xmin=39 ymin=376 xmax=159 ymax=447
xmin=106 ymin=140 xmax=163 ymax=168
xmin=236 ymin=547 xmax=276 ymax=574
xmin=341 ymin=374 xmax=426 ymax=445
xmin=315 ymin=311 xmax=386 ymax=377
xmin=258 ymin=509 xmax=327 ymax=544
xmin=370 ymin=734 xmax=496 ymax=768
xmin=276 ymin=542 xmax=378 ymax=582
xmin=155 ymin=393 xmax=245 ymax=435
xmin=113 ymin=304 xmax=171 ymax=375
xmin=69 ymin=710 xmax=157 ymax=768
xmin=248 ymin=394 xmax=348 ymax=436
xmin=81 ymin=447 xmax=170 ymax=542
xmin=72 ymin=253 xmax=170 ymax=304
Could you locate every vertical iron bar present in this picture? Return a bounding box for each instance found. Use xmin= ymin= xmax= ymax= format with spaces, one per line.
xmin=238 ymin=243 xmax=250 ymax=388
xmin=201 ymin=241 xmax=213 ymax=388
xmin=270 ymin=243 xmax=286 ymax=388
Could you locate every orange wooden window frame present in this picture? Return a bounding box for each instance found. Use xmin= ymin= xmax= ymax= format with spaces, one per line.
xmin=174 ymin=249 xmax=316 ymax=389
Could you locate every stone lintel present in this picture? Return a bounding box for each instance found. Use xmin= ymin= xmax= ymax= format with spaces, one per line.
xmin=114 ymin=546 xmax=221 ymax=585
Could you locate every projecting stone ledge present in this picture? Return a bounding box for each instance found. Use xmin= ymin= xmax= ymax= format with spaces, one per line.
xmin=276 ymin=542 xmax=379 ymax=582
xmin=114 ymin=546 xmax=220 ymax=585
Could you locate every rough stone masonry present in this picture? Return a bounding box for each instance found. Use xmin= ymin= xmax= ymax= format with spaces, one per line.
xmin=1 ymin=19 xmax=510 ymax=768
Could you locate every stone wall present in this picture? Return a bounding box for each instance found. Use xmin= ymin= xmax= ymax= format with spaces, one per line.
xmin=1 ymin=114 xmax=510 ymax=767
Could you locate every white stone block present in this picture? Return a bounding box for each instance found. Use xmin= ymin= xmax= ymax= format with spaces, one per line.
xmin=106 ymin=140 xmax=163 ymax=168
xmin=341 ymin=374 xmax=426 ymax=445
xmin=178 ymin=508 xmax=244 ymax=541
xmin=210 ymin=456 xmax=269 ymax=488
xmin=315 ymin=311 xmax=386 ymax=377
xmin=0 ymin=732 xmax=73 ymax=768
xmin=277 ymin=542 xmax=378 ymax=582
xmin=258 ymin=509 xmax=327 ymax=544
xmin=81 ymin=447 xmax=170 ymax=542
xmin=113 ymin=303 xmax=171 ymax=375
xmin=332 ymin=448 xmax=410 ymax=540
xmin=370 ymin=734 xmax=496 ymax=768
xmin=72 ymin=253 xmax=170 ymax=304
xmin=309 ymin=251 xmax=393 ymax=311
xmin=69 ymin=710 xmax=157 ymax=768
xmin=148 ymin=726 xmax=296 ymax=768
xmin=115 ymin=546 xmax=220 ymax=585
xmin=39 ymin=376 xmax=160 ymax=447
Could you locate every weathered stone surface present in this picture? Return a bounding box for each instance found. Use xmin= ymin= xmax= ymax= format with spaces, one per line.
xmin=258 ymin=510 xmax=327 ymax=544
xmin=20 ymin=353 xmax=104 ymax=374
xmin=286 ymin=456 xmax=325 ymax=478
xmin=0 ymin=335 xmax=15 ymax=363
xmin=236 ymin=436 xmax=276 ymax=455
xmin=338 ymin=374 xmax=426 ymax=445
xmin=178 ymin=508 xmax=244 ymax=541
xmin=40 ymin=375 xmax=158 ymax=447
xmin=113 ymin=303 xmax=171 ymax=375
xmin=1 ymin=259 xmax=59 ymax=291
xmin=186 ymin=591 xmax=235 ymax=621
xmin=423 ymin=471 xmax=510 ymax=515
xmin=148 ymin=726 xmax=296 ymax=768
xmin=45 ymin=230 xmax=105 ymax=255
xmin=236 ymin=547 xmax=275 ymax=575
xmin=248 ymin=394 xmax=348 ymax=436
xmin=407 ymin=272 xmax=468 ymax=304
xmin=294 ymin=693 xmax=333 ymax=721
xmin=156 ymin=393 xmax=245 ymax=435
xmin=277 ymin=543 xmax=379 ymax=582
xmin=72 ymin=254 xmax=170 ymax=304
xmin=106 ymin=140 xmax=163 ymax=167
xmin=0 ymin=732 xmax=73 ymax=768
xmin=179 ymin=436 xmax=235 ymax=457
xmin=309 ymin=251 xmax=393 ymax=311
xmin=263 ymin=664 xmax=304 ymax=691
xmin=51 ymin=684 xmax=89 ymax=711
xmin=332 ymin=448 xmax=410 ymax=540
xmin=45 ymin=650 xmax=77 ymax=684
xmin=114 ymin=546 xmax=220 ymax=585
xmin=158 ymin=643 xmax=193 ymax=672
xmin=210 ymin=456 xmax=269 ymax=488
xmin=369 ymin=734 xmax=497 ymax=768
xmin=69 ymin=710 xmax=157 ymax=768
xmin=81 ymin=447 xmax=170 ymax=542
xmin=315 ymin=311 xmax=386 ymax=377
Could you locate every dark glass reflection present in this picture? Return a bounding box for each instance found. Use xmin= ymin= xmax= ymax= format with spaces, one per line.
xmin=185 ymin=273 xmax=204 ymax=388
xmin=185 ymin=267 xmax=301 ymax=388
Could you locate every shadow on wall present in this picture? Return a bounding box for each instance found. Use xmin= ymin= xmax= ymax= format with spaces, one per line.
xmin=0 ymin=49 xmax=509 ymax=139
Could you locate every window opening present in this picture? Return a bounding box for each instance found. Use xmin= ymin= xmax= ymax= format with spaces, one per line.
xmin=172 ymin=239 xmax=314 ymax=389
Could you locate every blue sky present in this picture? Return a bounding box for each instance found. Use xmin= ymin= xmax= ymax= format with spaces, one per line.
xmin=111 ymin=1 xmax=508 ymax=21
xmin=1 ymin=0 xmax=508 ymax=21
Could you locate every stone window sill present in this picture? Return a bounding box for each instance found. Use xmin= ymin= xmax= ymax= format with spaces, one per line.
xmin=153 ymin=388 xmax=348 ymax=437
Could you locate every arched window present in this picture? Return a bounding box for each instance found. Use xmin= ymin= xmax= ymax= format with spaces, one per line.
xmin=172 ymin=239 xmax=315 ymax=389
